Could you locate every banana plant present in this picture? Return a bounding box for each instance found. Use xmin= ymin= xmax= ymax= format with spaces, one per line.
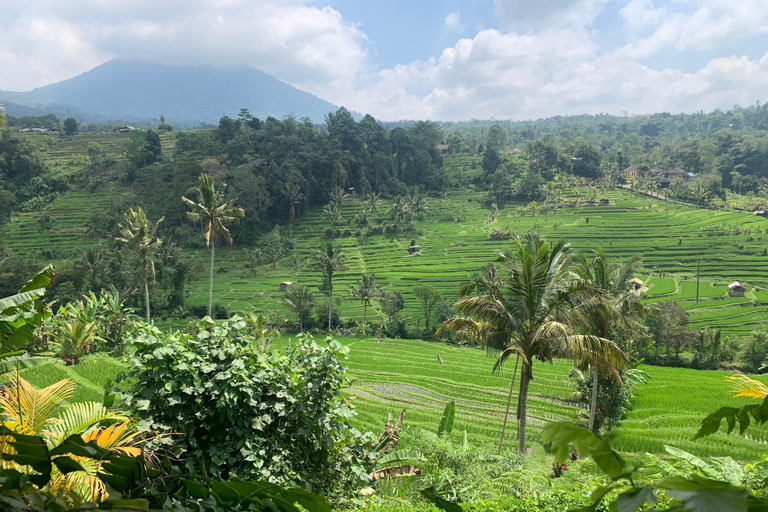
xmin=0 ymin=265 xmax=56 ymax=371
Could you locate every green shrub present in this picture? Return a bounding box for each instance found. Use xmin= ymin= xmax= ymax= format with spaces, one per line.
xmin=122 ymin=317 xmax=373 ymax=493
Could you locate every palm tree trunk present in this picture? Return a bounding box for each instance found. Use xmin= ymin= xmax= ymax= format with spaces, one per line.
xmin=208 ymin=238 xmax=215 ymax=317
xmin=141 ymin=250 xmax=150 ymax=324
xmin=498 ymin=355 xmax=519 ymax=454
xmin=517 ymin=365 xmax=531 ymax=453
xmin=362 ymin=302 xmax=367 ymax=336
xmin=589 ymin=367 xmax=599 ymax=432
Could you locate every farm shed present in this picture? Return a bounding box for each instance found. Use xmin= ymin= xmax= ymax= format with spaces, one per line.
xmin=630 ymin=278 xmax=644 ymax=290
xmin=279 ymin=281 xmax=294 ymax=292
xmin=436 ymin=144 xmax=450 ymax=155
xmin=729 ymin=281 xmax=746 ymax=297
xmin=599 ymin=198 xmax=610 ymax=205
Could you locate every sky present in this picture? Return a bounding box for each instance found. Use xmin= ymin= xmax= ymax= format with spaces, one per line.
xmin=1 ymin=0 xmax=768 ymax=121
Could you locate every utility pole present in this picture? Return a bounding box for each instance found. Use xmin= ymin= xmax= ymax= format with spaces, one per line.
xmin=696 ymin=256 xmax=701 ymax=305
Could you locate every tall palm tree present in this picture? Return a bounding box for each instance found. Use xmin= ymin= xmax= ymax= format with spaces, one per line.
xmin=570 ymin=247 xmax=641 ymax=431
xmin=410 ymin=192 xmax=430 ymax=221
xmin=182 ymin=174 xmax=245 ymax=317
xmin=116 ymin=207 xmax=163 ymax=323
xmin=443 ymin=234 xmax=627 ymax=452
xmin=363 ymin=191 xmax=382 ymax=214
xmin=330 ymin=185 xmax=350 ymax=205
xmin=691 ymin=182 xmax=711 ymax=206
xmin=281 ymin=183 xmax=304 ymax=222
xmin=323 ymin=202 xmax=343 ymax=228
xmin=349 ymin=273 xmax=384 ymax=335
xmin=282 ymin=285 xmax=315 ymax=332
xmin=388 ymin=196 xmax=410 ymax=225
xmin=313 ymin=242 xmax=346 ymax=331
xmin=670 ymin=182 xmax=681 ymax=202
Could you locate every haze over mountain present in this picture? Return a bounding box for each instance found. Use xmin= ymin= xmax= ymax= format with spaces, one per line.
xmin=0 ymin=59 xmax=345 ymax=125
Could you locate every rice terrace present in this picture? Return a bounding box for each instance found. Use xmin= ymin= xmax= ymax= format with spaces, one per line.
xmin=5 ymin=84 xmax=768 ymax=509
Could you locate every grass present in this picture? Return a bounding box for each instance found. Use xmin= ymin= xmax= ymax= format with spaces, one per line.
xmin=6 ymin=354 xmax=129 ymax=405
xmin=269 ymin=334 xmax=768 ymax=461
xmin=17 ymin=336 xmax=768 ymax=462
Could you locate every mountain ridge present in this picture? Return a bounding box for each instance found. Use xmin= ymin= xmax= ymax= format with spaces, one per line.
xmin=0 ymin=59 xmax=347 ymax=125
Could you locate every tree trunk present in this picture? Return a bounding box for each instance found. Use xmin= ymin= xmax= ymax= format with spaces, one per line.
xmin=588 ymin=366 xmax=599 ymax=432
xmin=517 ymin=365 xmax=531 ymax=453
xmin=208 ymin=238 xmax=215 ymax=317
xmin=328 ymin=273 xmax=333 ymax=332
xmin=362 ymin=301 xmax=367 ymax=336
xmin=141 ymin=249 xmax=150 ymax=324
xmin=498 ymin=356 xmax=519 ymax=454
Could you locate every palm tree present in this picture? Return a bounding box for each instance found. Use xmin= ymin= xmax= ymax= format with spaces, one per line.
xmin=349 ymin=273 xmax=384 ymax=335
xmin=363 ymin=192 xmax=382 ymax=214
xmin=570 ymin=248 xmax=640 ymax=431
xmin=691 ymin=182 xmax=711 ymax=206
xmin=410 ymin=192 xmax=430 ymax=221
xmin=182 ymin=174 xmax=245 ymax=317
xmin=442 ymin=234 xmax=626 ymax=452
xmin=116 ymin=207 xmax=163 ymax=323
xmin=282 ymin=183 xmax=304 ymax=222
xmin=323 ymin=202 xmax=343 ymax=228
xmin=155 ymin=240 xmax=180 ymax=267
xmin=75 ymin=247 xmax=105 ymax=289
xmin=38 ymin=215 xmax=55 ymax=253
xmin=670 ymin=182 xmax=681 ymax=202
xmin=313 ymin=242 xmax=346 ymax=331
xmin=282 ymin=285 xmax=315 ymax=332
xmin=388 ymin=196 xmax=410 ymax=225
xmin=330 ymin=185 xmax=350 ymax=205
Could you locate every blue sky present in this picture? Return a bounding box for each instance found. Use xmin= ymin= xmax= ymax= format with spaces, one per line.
xmin=1 ymin=0 xmax=768 ymax=120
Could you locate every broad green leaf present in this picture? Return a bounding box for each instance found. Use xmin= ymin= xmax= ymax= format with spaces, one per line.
xmin=614 ymin=486 xmax=657 ymax=512
xmin=52 ymin=456 xmax=86 ymax=474
xmin=420 ymin=486 xmax=462 ymax=512
xmin=665 ymin=446 xmax=718 ymax=477
xmin=666 ymin=487 xmax=749 ymax=512
xmin=378 ymin=449 xmax=426 ymax=465
xmin=542 ymin=422 xmax=629 ymax=480
xmin=181 ymin=478 xmax=210 ymax=499
xmin=437 ymin=401 xmax=455 ymax=437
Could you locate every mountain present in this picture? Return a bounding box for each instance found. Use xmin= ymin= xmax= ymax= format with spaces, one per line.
xmin=0 ymin=59 xmax=343 ymax=125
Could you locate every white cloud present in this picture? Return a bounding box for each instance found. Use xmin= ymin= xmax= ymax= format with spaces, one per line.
xmin=0 ymin=0 xmax=369 ymax=102
xmin=444 ymin=12 xmax=463 ymax=31
xmin=620 ymin=0 xmax=768 ymax=58
xmin=345 ymin=22 xmax=768 ymax=121
xmin=1 ymin=0 xmax=768 ymax=122
xmin=494 ymin=0 xmax=612 ymax=31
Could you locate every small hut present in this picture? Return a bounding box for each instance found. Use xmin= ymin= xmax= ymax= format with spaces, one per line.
xmin=599 ymin=198 xmax=610 ymax=205
xmin=630 ymin=278 xmax=644 ymax=290
xmin=729 ymin=281 xmax=746 ymax=297
xmin=407 ymin=244 xmax=421 ymax=255
xmin=279 ymin=281 xmax=294 ymax=292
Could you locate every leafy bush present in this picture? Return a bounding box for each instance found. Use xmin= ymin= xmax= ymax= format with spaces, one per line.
xmin=122 ymin=318 xmax=373 ymax=494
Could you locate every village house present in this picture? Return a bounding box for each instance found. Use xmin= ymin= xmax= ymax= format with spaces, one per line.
xmin=729 ymin=281 xmax=746 ymax=297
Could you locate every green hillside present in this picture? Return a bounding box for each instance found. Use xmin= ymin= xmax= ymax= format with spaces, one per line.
xmin=5 ymin=171 xmax=768 ymax=338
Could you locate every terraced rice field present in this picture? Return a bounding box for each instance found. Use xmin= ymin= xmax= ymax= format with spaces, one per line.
xmin=21 ymin=131 xmax=177 ymax=164
xmin=181 ymin=185 xmax=768 ymax=339
xmin=2 ymin=187 xmax=132 ymax=257
xmin=6 ymin=172 xmax=768 ymax=337
xmin=14 ymin=334 xmax=768 ymax=460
